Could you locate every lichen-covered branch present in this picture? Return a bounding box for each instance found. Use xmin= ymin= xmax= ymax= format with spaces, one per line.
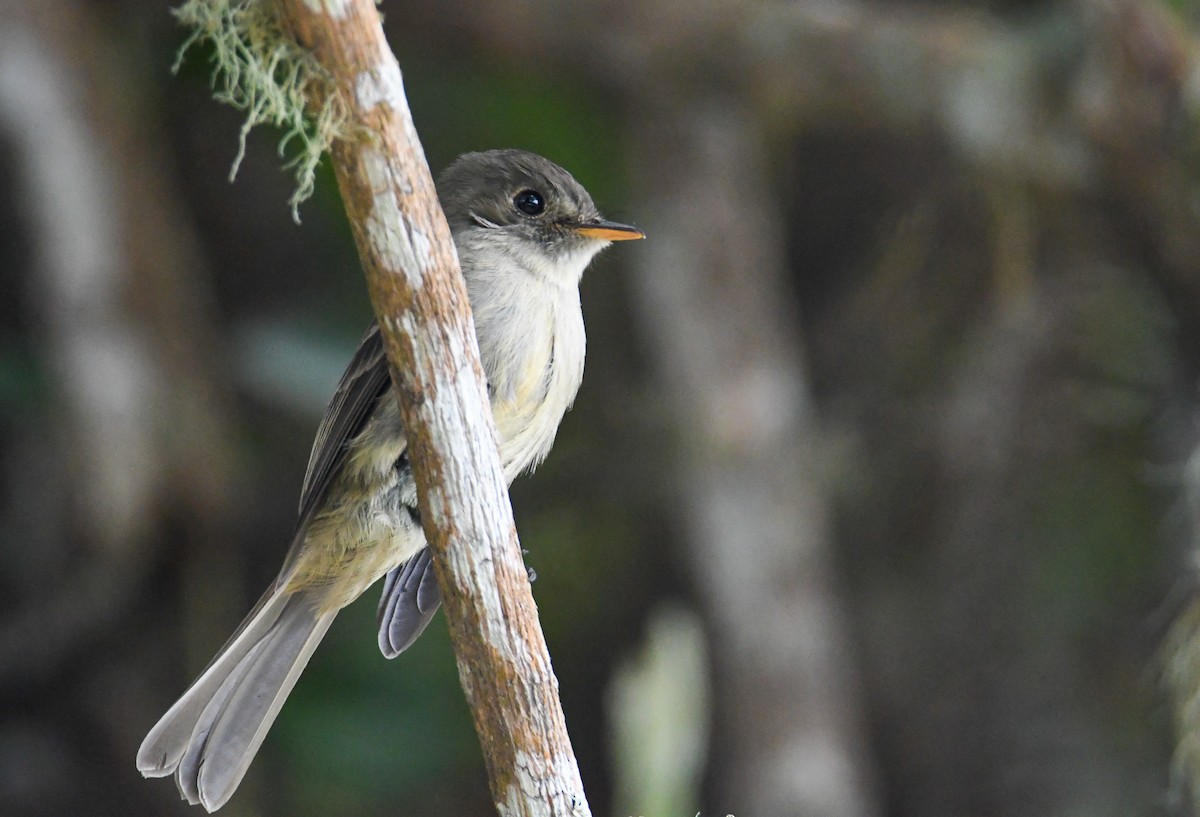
xmin=264 ymin=1 xmax=590 ymax=815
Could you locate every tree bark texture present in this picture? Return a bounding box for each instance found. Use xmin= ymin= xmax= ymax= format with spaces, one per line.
xmin=274 ymin=2 xmax=590 ymax=815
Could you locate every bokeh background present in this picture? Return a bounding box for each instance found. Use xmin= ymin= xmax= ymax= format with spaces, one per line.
xmin=3 ymin=1 xmax=1200 ymax=816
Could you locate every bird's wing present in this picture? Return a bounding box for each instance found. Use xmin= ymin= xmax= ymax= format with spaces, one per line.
xmin=296 ymin=320 xmax=395 ymax=530
xmin=286 ymin=320 xmax=446 ymax=657
xmin=377 ymin=548 xmax=442 ymax=658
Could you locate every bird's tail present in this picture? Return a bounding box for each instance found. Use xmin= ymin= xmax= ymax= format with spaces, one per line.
xmin=136 ymin=585 xmax=335 ymax=812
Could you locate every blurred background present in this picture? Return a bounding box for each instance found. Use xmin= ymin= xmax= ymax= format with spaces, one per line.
xmin=2 ymin=1 xmax=1200 ymax=816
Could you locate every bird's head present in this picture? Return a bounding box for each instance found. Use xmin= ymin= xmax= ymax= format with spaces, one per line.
xmin=437 ymin=149 xmax=644 ymax=285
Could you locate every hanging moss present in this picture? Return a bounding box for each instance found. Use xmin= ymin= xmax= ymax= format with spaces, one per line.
xmin=172 ymin=0 xmax=352 ymax=220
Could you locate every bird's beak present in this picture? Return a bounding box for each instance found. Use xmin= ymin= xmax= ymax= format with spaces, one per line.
xmin=574 ymin=219 xmax=646 ymax=241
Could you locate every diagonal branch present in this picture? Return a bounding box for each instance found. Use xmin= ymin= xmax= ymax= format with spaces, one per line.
xmin=273 ymin=1 xmax=590 ymax=815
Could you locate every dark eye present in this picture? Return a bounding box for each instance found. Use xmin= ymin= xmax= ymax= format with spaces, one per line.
xmin=513 ymin=189 xmax=545 ymax=216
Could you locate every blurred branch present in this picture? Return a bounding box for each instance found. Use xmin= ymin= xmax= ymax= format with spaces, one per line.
xmin=273 ymin=1 xmax=591 ymax=814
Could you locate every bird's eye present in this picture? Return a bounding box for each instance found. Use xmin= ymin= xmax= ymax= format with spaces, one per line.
xmin=513 ymin=189 xmax=545 ymax=216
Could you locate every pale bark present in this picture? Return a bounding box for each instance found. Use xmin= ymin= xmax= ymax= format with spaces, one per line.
xmin=274 ymin=2 xmax=590 ymax=815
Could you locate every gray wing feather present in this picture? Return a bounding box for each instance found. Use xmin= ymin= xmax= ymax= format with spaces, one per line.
xmin=296 ymin=320 xmax=446 ymax=660
xmin=296 ymin=321 xmax=394 ymax=527
xmin=377 ymin=548 xmax=442 ymax=658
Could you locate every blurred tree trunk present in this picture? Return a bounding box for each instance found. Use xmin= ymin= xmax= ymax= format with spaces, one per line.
xmin=625 ymin=99 xmax=881 ymax=817
xmin=0 ymin=1 xmax=239 ymax=813
xmin=807 ymin=171 xmax=1185 ymax=814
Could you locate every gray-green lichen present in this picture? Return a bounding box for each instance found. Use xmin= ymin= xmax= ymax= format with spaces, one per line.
xmin=173 ymin=0 xmax=351 ymax=220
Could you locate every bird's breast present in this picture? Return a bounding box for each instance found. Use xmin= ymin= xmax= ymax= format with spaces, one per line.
xmin=485 ymin=288 xmax=585 ymax=482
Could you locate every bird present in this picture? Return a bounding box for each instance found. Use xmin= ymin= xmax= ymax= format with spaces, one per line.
xmin=136 ymin=149 xmax=644 ymax=812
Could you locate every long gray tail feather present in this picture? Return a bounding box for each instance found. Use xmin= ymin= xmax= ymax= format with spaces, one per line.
xmin=136 ymin=588 xmax=335 ymax=812
xmin=377 ymin=548 xmax=441 ymax=658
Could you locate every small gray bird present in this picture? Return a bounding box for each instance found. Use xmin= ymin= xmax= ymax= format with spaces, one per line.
xmin=136 ymin=149 xmax=643 ymax=811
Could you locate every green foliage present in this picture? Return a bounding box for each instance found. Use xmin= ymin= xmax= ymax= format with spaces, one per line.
xmin=1030 ymin=452 xmax=1158 ymax=630
xmin=0 ymin=345 xmax=46 ymax=415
